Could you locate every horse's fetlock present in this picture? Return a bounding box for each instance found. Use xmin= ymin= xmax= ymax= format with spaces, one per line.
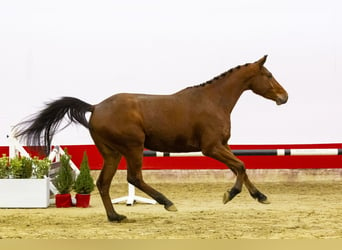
xmin=230 ymin=187 xmax=241 ymax=196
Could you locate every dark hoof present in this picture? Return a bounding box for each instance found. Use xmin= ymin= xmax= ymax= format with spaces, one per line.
xmin=108 ymin=214 xmax=128 ymax=223
xmin=223 ymin=187 xmax=241 ymax=204
xmin=250 ymin=191 xmax=271 ymax=204
xmin=258 ymin=196 xmax=271 ymax=204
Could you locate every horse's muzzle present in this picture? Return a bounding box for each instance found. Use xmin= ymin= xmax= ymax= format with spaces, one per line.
xmin=276 ymin=94 xmax=288 ymax=105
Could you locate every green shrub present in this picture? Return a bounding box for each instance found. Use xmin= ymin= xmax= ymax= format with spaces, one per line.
xmin=53 ymin=150 xmax=74 ymax=194
xmin=0 ymin=154 xmax=50 ymax=179
xmin=0 ymin=154 xmax=9 ymax=178
xmin=21 ymin=156 xmax=33 ymax=178
xmin=10 ymin=156 xmax=33 ymax=179
xmin=32 ymin=156 xmax=51 ymax=179
xmin=73 ymin=152 xmax=94 ymax=194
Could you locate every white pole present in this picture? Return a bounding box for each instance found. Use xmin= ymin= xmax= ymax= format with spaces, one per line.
xmin=112 ymin=183 xmax=157 ymax=206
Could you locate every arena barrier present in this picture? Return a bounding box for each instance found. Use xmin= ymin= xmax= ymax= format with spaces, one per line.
xmin=1 ymin=144 xmax=341 ymax=170
xmin=1 ymin=140 xmax=341 ymax=206
xmin=143 ymin=148 xmax=342 ymax=157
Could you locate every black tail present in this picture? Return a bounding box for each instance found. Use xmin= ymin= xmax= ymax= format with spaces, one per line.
xmin=14 ymin=97 xmax=93 ymax=155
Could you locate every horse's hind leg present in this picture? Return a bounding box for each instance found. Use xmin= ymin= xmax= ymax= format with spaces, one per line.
xmin=96 ymin=147 xmax=127 ymax=222
xmin=125 ymin=147 xmax=177 ymax=212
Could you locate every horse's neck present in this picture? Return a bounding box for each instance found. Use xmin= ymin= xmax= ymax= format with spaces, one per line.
xmin=177 ymin=69 xmax=250 ymax=112
xmin=210 ymin=76 xmax=249 ymax=112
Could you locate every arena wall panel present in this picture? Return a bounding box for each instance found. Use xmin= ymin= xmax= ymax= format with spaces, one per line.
xmin=1 ymin=144 xmax=341 ymax=170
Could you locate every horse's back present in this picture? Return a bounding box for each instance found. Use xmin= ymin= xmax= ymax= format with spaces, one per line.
xmin=90 ymin=92 xmax=175 ymax=131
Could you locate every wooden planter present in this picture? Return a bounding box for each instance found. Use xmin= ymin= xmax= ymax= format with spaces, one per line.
xmin=0 ymin=178 xmax=50 ymax=208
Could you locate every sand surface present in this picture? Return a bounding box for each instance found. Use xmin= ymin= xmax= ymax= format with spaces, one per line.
xmin=0 ymin=180 xmax=341 ymax=239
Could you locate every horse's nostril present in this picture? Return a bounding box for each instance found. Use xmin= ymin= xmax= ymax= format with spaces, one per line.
xmin=277 ymin=94 xmax=288 ymax=105
xmin=276 ymin=95 xmax=289 ymax=105
xmin=282 ymin=95 xmax=288 ymax=104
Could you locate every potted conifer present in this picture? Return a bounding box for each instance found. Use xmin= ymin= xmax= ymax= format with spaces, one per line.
xmin=54 ymin=150 xmax=74 ymax=208
xmin=73 ymin=152 xmax=94 ymax=208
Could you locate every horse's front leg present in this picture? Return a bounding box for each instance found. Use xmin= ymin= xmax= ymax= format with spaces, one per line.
xmin=203 ymin=144 xmax=270 ymax=204
xmin=125 ymin=147 xmax=178 ymax=212
xmin=243 ymin=173 xmax=270 ymax=204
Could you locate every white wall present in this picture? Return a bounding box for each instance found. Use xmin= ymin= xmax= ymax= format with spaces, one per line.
xmin=0 ymin=0 xmax=341 ymax=145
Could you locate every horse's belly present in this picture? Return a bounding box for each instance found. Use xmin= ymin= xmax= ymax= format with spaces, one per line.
xmin=144 ymin=135 xmax=201 ymax=153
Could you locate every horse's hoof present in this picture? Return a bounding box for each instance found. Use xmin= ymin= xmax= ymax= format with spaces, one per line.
xmin=223 ymin=191 xmax=230 ymax=204
xmin=119 ymin=218 xmax=136 ymax=223
xmin=223 ymin=188 xmax=241 ymax=204
xmin=255 ymin=192 xmax=271 ymax=204
xmin=250 ymin=190 xmax=271 ymax=204
xmin=165 ymin=204 xmax=178 ymax=212
xmin=258 ymin=198 xmax=271 ymax=204
xmin=108 ymin=214 xmax=128 ymax=223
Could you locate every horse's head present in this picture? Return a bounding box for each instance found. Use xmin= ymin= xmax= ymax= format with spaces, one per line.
xmin=248 ymin=55 xmax=288 ymax=105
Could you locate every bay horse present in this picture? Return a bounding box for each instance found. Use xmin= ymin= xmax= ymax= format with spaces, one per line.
xmin=15 ymin=55 xmax=288 ymax=222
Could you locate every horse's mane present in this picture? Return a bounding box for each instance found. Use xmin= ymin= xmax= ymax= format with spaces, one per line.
xmin=188 ymin=63 xmax=250 ymax=89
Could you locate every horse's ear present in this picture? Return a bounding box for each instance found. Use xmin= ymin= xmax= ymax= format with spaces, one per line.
xmin=256 ymin=55 xmax=268 ymax=68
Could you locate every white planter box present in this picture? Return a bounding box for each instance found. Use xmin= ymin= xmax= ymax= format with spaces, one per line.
xmin=0 ymin=178 xmax=50 ymax=208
